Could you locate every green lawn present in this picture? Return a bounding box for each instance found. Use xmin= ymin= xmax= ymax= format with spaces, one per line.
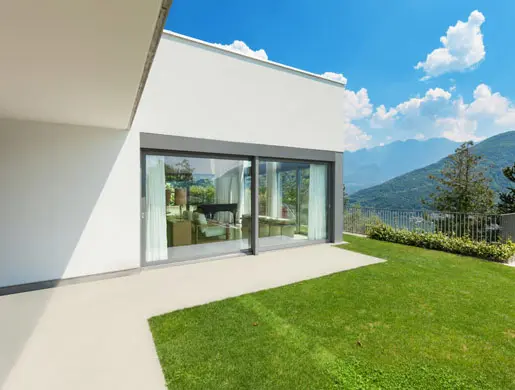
xmin=149 ymin=235 xmax=515 ymax=389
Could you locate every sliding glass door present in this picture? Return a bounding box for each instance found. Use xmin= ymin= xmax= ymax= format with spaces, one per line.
xmin=143 ymin=151 xmax=331 ymax=264
xmin=143 ymin=153 xmax=252 ymax=263
xmin=258 ymin=160 xmax=329 ymax=249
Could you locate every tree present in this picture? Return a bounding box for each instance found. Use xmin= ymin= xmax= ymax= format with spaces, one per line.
xmin=498 ymin=162 xmax=515 ymax=213
xmin=424 ymin=141 xmax=494 ymax=214
xmin=165 ymin=159 xmax=195 ymax=183
xmin=343 ymin=184 xmax=349 ymax=208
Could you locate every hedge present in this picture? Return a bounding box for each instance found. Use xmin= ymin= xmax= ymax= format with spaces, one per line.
xmin=366 ymin=224 xmax=515 ymax=263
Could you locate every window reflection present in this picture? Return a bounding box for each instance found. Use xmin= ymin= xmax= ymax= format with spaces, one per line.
xmin=144 ymin=153 xmax=329 ymax=263
xmin=145 ymin=154 xmax=251 ymax=262
xmin=258 ymin=160 xmax=328 ymax=248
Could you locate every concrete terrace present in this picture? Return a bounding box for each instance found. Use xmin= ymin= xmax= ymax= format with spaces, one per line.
xmin=0 ymin=244 xmax=384 ymax=390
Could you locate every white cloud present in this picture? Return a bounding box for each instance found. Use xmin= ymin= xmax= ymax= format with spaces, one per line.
xmin=337 ymin=82 xmax=506 ymax=150
xmin=321 ymin=72 xmax=347 ymax=84
xmin=342 ymin=122 xmax=372 ymax=151
xmin=371 ymin=87 xmax=452 ymax=128
xmin=437 ymin=98 xmax=483 ymax=142
xmin=467 ymin=84 xmax=515 ymax=128
xmin=342 ymin=88 xmax=373 ymax=121
xmin=496 ymin=112 xmax=515 ymax=128
xmin=426 ymin=88 xmax=453 ymax=100
xmin=213 ymin=40 xmax=268 ymax=61
xmin=415 ymin=10 xmax=486 ymax=79
xmin=395 ymin=88 xmax=452 ymax=116
xmin=370 ymin=105 xmax=397 ymax=128
xmin=363 ymin=84 xmax=515 ymax=145
xmin=340 ymin=88 xmax=373 ymax=151
xmin=438 ymin=117 xmax=481 ymax=142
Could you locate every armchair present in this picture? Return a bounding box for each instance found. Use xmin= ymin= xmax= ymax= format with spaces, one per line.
xmin=192 ymin=212 xmax=228 ymax=244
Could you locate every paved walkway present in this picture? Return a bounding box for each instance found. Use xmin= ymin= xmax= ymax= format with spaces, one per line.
xmin=0 ymin=244 xmax=384 ymax=390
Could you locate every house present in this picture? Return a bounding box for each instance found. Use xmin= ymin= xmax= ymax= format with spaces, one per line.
xmin=0 ymin=2 xmax=346 ymax=293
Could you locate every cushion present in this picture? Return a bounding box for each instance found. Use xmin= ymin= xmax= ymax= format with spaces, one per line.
xmin=269 ymin=225 xmax=282 ymax=236
xmin=193 ymin=212 xmax=208 ymax=225
xmin=203 ymin=226 xmax=226 ymax=238
xmin=281 ymin=225 xmax=296 ymax=238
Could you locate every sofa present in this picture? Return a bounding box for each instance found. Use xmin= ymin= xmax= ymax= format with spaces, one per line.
xmin=241 ymin=215 xmax=296 ymax=239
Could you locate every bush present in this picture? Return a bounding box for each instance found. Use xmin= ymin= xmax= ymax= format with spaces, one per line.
xmin=366 ymin=224 xmax=515 ymax=263
xmin=343 ymin=207 xmax=382 ymax=235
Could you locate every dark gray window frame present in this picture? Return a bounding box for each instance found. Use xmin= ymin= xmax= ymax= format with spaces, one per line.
xmin=140 ymin=133 xmax=343 ymax=266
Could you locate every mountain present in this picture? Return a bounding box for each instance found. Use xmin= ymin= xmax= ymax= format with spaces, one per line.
xmin=349 ymin=131 xmax=515 ymax=210
xmin=344 ymin=138 xmax=460 ymax=194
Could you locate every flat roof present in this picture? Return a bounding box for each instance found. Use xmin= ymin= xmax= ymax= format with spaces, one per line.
xmin=162 ymin=30 xmax=346 ymax=88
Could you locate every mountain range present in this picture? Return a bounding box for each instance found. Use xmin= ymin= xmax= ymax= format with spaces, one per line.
xmin=347 ymin=131 xmax=515 ymax=210
xmin=344 ymin=138 xmax=460 ymax=194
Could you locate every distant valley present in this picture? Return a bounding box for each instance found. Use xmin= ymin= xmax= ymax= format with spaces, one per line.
xmin=344 ymin=138 xmax=459 ymax=194
xmin=346 ymin=131 xmax=515 ymax=210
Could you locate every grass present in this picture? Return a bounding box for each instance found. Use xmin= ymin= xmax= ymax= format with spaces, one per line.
xmin=149 ymin=235 xmax=515 ymax=389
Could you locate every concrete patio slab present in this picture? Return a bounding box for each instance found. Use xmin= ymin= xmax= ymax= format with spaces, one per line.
xmin=0 ymin=244 xmax=384 ymax=390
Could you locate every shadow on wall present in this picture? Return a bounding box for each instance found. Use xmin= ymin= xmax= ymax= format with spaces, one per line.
xmin=0 ymin=119 xmax=139 ymax=386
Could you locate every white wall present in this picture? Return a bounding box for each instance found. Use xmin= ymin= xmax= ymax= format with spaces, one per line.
xmin=132 ymin=33 xmax=346 ymax=152
xmin=0 ymin=120 xmax=141 ymax=288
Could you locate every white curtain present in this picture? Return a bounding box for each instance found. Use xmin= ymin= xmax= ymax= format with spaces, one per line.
xmin=266 ymin=162 xmax=282 ymax=218
xmin=237 ymin=162 xmax=247 ymax=221
xmin=242 ymin=161 xmax=251 ymax=217
xmin=145 ymin=156 xmax=168 ymax=262
xmin=215 ymin=175 xmax=231 ymax=204
xmin=214 ymin=162 xmax=250 ymax=224
xmin=308 ymin=164 xmax=327 ymax=240
xmin=215 ymin=172 xmax=237 ymax=223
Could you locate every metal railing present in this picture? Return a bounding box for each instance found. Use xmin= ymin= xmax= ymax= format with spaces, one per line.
xmin=501 ymin=213 xmax=515 ymax=242
xmin=344 ymin=206 xmax=514 ymax=243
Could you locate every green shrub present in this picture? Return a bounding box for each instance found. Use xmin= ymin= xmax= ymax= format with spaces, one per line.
xmin=366 ymin=224 xmax=515 ymax=263
xmin=343 ymin=207 xmax=382 ymax=235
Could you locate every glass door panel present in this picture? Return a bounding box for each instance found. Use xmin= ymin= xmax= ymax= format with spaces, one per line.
xmin=258 ymin=160 xmax=328 ymax=249
xmin=144 ymin=153 xmax=252 ymax=263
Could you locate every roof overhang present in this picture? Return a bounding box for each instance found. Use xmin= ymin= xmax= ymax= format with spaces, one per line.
xmin=0 ymin=0 xmax=171 ymax=130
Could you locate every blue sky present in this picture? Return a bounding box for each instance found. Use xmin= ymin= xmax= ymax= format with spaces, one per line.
xmin=165 ymin=1 xmax=515 ymax=150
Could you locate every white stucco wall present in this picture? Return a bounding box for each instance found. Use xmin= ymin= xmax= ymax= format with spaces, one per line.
xmin=132 ymin=32 xmax=346 ymax=152
xmin=0 ymin=119 xmax=141 ymax=288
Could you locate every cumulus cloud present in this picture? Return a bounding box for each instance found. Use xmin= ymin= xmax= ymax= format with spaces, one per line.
xmin=371 ymin=88 xmax=452 ymax=130
xmin=342 ymin=88 xmax=373 ymax=121
xmin=370 ymin=105 xmax=397 ymax=129
xmin=438 ymin=117 xmax=481 ymax=142
xmin=497 ymin=112 xmax=515 ymax=128
xmin=343 ymin=122 xmax=372 ymax=151
xmin=397 ymin=88 xmax=452 ymax=115
xmin=366 ymin=84 xmax=515 ymax=144
xmin=321 ymin=72 xmax=347 ymax=84
xmin=467 ymin=84 xmax=515 ymax=126
xmin=437 ymin=98 xmax=483 ymax=142
xmin=213 ymin=40 xmax=268 ymax=61
xmin=341 ymin=88 xmax=373 ymax=150
xmin=338 ymin=82 xmax=511 ymax=150
xmin=415 ymin=10 xmax=486 ymax=79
